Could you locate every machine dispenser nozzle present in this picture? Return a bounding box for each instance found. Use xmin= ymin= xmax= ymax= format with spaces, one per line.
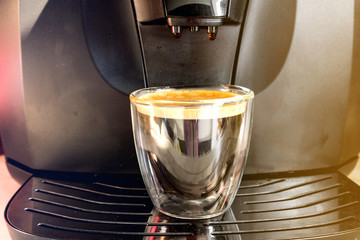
xmin=190 ymin=26 xmax=200 ymax=32
xmin=207 ymin=26 xmax=218 ymax=40
xmin=171 ymin=26 xmax=182 ymax=38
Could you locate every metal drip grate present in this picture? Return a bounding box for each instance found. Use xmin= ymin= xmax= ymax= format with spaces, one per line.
xmin=5 ymin=170 xmax=360 ymax=239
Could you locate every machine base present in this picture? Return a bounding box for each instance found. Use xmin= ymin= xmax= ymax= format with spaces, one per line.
xmin=5 ymin=169 xmax=360 ymax=239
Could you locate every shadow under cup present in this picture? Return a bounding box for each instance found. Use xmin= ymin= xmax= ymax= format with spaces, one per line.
xmin=130 ymin=85 xmax=254 ymax=219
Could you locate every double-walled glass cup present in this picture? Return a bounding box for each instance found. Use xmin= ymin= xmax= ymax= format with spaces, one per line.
xmin=130 ymin=85 xmax=254 ymax=219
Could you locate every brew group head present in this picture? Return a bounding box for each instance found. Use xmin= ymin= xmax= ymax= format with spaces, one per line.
xmin=133 ymin=0 xmax=246 ymax=40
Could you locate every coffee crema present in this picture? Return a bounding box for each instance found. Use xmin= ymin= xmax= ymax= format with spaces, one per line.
xmin=136 ymin=90 xmax=239 ymax=102
xmin=130 ymin=89 xmax=250 ymax=119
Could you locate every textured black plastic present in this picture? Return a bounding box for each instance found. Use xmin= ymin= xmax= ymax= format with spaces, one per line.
xmin=5 ymin=170 xmax=360 ymax=240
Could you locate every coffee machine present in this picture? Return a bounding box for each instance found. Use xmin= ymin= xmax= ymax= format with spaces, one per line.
xmin=1 ymin=0 xmax=360 ymax=239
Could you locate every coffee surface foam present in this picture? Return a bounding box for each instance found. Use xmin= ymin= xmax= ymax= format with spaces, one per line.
xmin=138 ymin=90 xmax=239 ymax=103
xmin=132 ymin=90 xmax=247 ymax=119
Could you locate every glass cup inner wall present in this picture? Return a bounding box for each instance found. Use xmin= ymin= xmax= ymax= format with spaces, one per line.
xmin=130 ymin=85 xmax=254 ymax=219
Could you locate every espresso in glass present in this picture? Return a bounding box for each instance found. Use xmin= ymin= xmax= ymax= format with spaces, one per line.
xmin=130 ymin=85 xmax=254 ymax=219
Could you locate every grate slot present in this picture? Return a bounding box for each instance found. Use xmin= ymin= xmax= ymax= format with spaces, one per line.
xmin=24 ymin=208 xmax=191 ymax=227
xmin=236 ymin=176 xmax=332 ymax=197
xmin=239 ymin=179 xmax=286 ymax=189
xmin=41 ymin=180 xmax=149 ymax=198
xmin=207 ymin=201 xmax=360 ymax=224
xmin=34 ymin=188 xmax=147 ymax=206
xmin=93 ymin=182 xmax=147 ymax=191
xmin=244 ymin=183 xmax=342 ymax=204
xmin=240 ymin=192 xmax=351 ymax=214
xmin=211 ymin=216 xmax=356 ymax=235
xmin=37 ymin=223 xmax=193 ymax=237
xmin=28 ymin=197 xmax=152 ymax=215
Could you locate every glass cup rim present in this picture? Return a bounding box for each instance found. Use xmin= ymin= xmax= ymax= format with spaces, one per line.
xmin=129 ymin=84 xmax=254 ymax=107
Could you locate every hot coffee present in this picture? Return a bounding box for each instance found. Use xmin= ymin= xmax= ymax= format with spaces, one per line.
xmin=130 ymin=85 xmax=254 ymax=219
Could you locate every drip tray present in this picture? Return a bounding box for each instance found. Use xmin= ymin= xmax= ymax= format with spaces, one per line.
xmin=5 ymin=170 xmax=360 ymax=240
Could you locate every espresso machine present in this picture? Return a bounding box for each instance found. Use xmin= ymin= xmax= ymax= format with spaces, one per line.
xmin=1 ymin=0 xmax=360 ymax=239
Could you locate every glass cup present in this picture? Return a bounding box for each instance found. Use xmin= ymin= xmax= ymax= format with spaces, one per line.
xmin=130 ymin=85 xmax=254 ymax=219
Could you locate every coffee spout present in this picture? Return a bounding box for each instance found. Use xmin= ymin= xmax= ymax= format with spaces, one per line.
xmin=171 ymin=26 xmax=182 ymax=38
xmin=207 ymin=26 xmax=218 ymax=40
xmin=171 ymin=25 xmax=218 ymax=40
